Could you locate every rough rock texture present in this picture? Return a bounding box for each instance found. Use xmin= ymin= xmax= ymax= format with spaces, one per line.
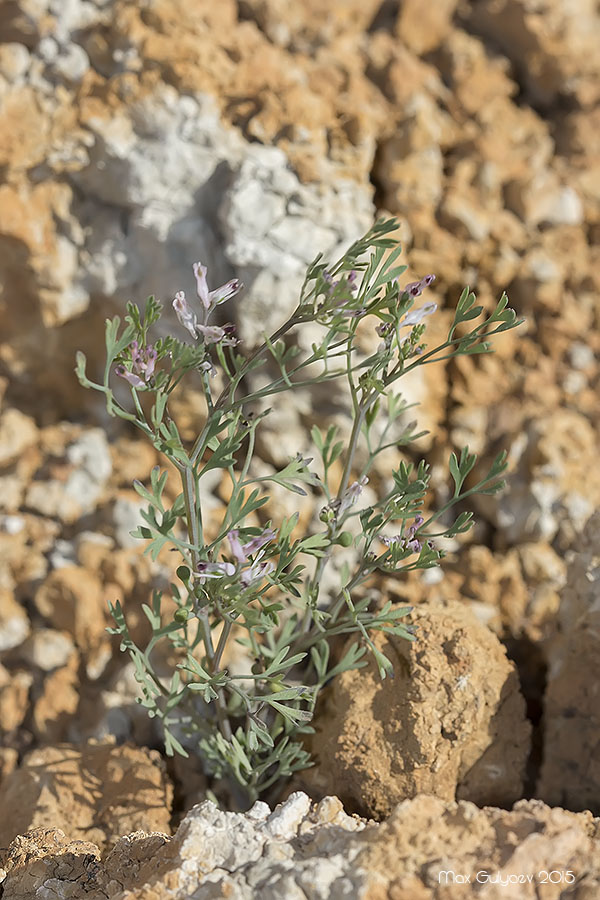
xmin=465 ymin=0 xmax=600 ymax=108
xmin=1 ymin=793 xmax=599 ymax=899
xmin=361 ymin=794 xmax=600 ymax=900
xmin=0 ymin=741 xmax=173 ymax=852
xmin=300 ymin=599 xmax=531 ymax=819
xmin=537 ymin=512 xmax=600 ymax=813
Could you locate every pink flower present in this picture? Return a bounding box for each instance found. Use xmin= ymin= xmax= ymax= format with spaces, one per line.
xmin=227 ymin=528 xmax=276 ymax=565
xmin=226 ymin=528 xmax=276 ymax=588
xmin=115 ymin=342 xmax=158 ymax=389
xmin=401 ymin=274 xmax=436 ymax=298
xmin=337 ymin=476 xmax=368 ymax=517
xmin=115 ymin=366 xmax=146 ymax=389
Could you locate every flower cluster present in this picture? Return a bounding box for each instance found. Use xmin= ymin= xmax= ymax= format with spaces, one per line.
xmin=173 ymin=264 xmax=242 ymax=345
xmin=115 ymin=340 xmax=157 ymax=389
xmin=320 ymin=476 xmax=368 ymax=523
xmin=194 ymin=527 xmax=276 ymax=589
xmin=319 ymin=269 xmax=364 ymax=318
xmin=379 ymin=514 xmax=425 ymax=554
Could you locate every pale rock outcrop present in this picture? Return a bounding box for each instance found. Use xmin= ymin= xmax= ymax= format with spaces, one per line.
xmin=1 ymin=793 xmax=598 ymax=899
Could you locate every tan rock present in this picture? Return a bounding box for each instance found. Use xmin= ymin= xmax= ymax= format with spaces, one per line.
xmin=435 ymin=28 xmax=516 ymax=115
xmin=457 ymin=545 xmax=528 ymax=636
xmin=110 ymin=437 xmax=158 ymax=486
xmin=34 ymin=566 xmax=109 ymax=658
xmin=0 ymin=664 xmax=32 ymax=734
xmin=0 ymin=742 xmax=173 ymax=852
xmin=237 ymin=0 xmax=382 ymax=49
xmin=466 ymin=0 xmax=600 ymax=108
xmin=0 ymin=515 xmax=60 ymax=592
xmin=396 ymin=0 xmax=459 ymax=55
xmin=0 ymin=407 xmax=38 ymax=466
xmin=376 ymin=96 xmax=447 ymax=215
xmin=0 ymin=746 xmax=18 ymax=782
xmin=301 ymin=599 xmax=531 ymax=818
xmin=360 ymin=795 xmax=600 ymax=899
xmin=477 ymin=410 xmax=600 ymax=548
xmin=32 ymin=652 xmax=80 ymax=743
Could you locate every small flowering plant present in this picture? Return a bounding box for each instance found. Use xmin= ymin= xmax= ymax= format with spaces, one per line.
xmin=76 ymin=218 xmax=522 ymax=803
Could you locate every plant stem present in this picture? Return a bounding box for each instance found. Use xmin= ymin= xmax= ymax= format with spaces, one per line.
xmin=179 ymin=463 xmax=232 ymax=741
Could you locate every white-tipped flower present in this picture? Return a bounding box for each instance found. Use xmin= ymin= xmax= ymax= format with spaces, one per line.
xmin=193 ymin=261 xmax=242 ymax=312
xmin=337 ymin=476 xmax=368 ymax=517
xmin=402 ymin=301 xmax=437 ymax=328
xmin=173 ymin=290 xmax=199 ymax=338
xmin=194 ymin=561 xmax=236 ymax=585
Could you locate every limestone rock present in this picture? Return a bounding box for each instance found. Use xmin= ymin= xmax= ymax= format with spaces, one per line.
xmin=19 ymin=626 xmax=76 ymax=671
xmin=478 ymin=411 xmax=600 ymax=548
xmin=537 ymin=511 xmax=600 ymax=813
xmin=220 ymin=143 xmax=374 ymax=345
xmin=0 ymin=742 xmax=173 ymax=852
xmin=1 ymin=793 xmax=599 ymax=899
xmin=300 ymin=599 xmax=531 ymax=818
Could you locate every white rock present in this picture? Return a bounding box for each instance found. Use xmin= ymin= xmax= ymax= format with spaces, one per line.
xmin=53 ymin=42 xmax=90 ymax=83
xmin=0 ymin=515 xmax=25 ymax=535
xmin=0 ymin=43 xmax=31 ymax=81
xmin=0 ymin=596 xmax=30 ymax=652
xmin=111 ymin=496 xmax=146 ymax=548
xmin=221 ymin=144 xmax=373 ymax=345
xmin=178 ymin=801 xmax=267 ymax=873
xmin=49 ymin=539 xmax=78 ymax=569
xmin=21 ymin=628 xmax=75 ymax=671
xmin=38 ymin=36 xmax=60 ymax=63
xmin=263 ymin=792 xmax=312 ymax=841
xmin=544 ymin=185 xmax=584 ymax=226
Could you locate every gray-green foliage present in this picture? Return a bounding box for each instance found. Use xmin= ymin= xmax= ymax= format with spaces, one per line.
xmin=76 ymin=218 xmax=523 ymax=802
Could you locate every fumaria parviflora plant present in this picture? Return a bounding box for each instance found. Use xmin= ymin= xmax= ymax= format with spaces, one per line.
xmin=76 ymin=218 xmax=523 ymax=803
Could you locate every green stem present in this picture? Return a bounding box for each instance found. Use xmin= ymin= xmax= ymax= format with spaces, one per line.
xmin=179 ymin=463 xmax=231 ymax=740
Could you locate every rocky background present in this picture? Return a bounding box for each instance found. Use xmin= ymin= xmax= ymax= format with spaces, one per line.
xmin=0 ymin=0 xmax=599 ymax=896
